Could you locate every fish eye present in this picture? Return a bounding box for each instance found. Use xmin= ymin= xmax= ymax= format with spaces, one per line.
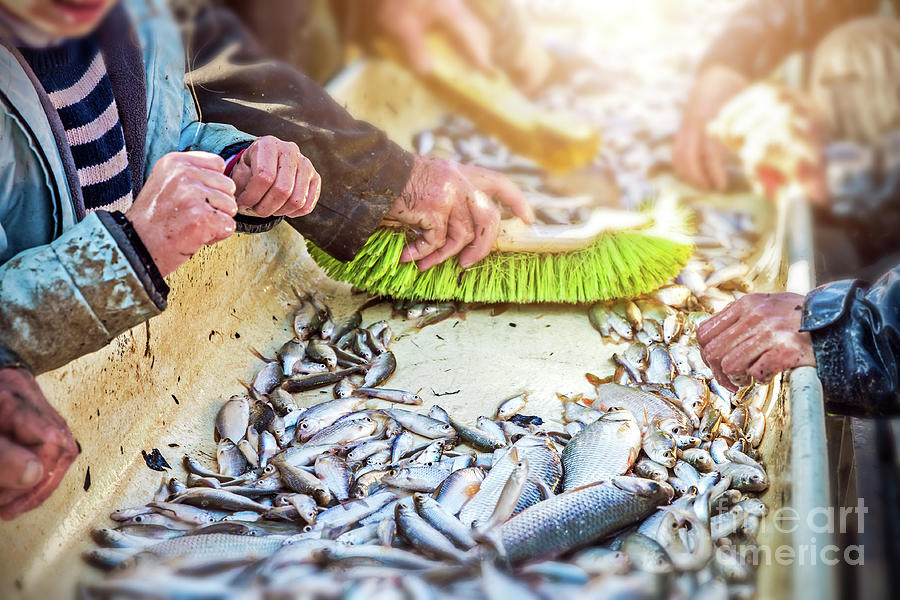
xmin=388 ymin=469 xmax=397 ymax=476
xmin=301 ymin=423 xmax=309 ymax=429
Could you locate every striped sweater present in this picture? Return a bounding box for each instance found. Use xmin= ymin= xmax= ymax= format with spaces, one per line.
xmin=20 ymin=36 xmax=133 ymax=213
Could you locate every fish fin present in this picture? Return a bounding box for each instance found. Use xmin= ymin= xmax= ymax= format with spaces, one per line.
xmin=290 ymin=285 xmax=308 ymax=303
xmin=563 ymin=481 xmax=606 ymax=493
xmin=249 ymin=346 xmax=270 ymax=363
xmin=530 ymin=478 xmax=556 ymax=500
xmin=585 ymin=372 xmax=603 ymax=386
xmin=473 ymin=529 xmax=508 ymax=564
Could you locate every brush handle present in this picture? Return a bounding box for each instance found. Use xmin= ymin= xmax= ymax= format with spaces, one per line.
xmin=494 ymin=209 xmax=652 ymax=253
xmin=382 ymin=208 xmax=652 ymax=254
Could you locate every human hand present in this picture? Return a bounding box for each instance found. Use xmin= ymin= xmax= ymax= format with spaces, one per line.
xmin=372 ymin=0 xmax=492 ymax=75
xmin=697 ymin=293 xmax=816 ymax=391
xmin=127 ymin=151 xmax=238 ymax=277
xmin=231 ymin=136 xmax=321 ymax=219
xmin=0 ymin=368 xmax=78 ymax=520
xmin=673 ymin=65 xmax=750 ymax=191
xmin=383 ymin=157 xmax=534 ymax=270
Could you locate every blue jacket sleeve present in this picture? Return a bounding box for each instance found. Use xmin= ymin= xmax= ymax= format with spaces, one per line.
xmin=0 ymin=212 xmax=166 ymax=375
xmin=801 ymin=266 xmax=900 ymax=416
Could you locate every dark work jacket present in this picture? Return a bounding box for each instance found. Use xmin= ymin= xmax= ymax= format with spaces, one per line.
xmin=185 ymin=8 xmax=414 ymax=262
xmin=802 ymin=265 xmax=900 ymax=416
xmin=699 ymin=0 xmax=889 ymax=78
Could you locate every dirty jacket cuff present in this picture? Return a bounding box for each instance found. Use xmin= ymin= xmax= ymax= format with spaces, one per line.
xmin=0 ymin=342 xmax=29 ymax=372
xmin=0 ymin=213 xmax=164 ymax=373
xmin=235 ymin=213 xmax=283 ymax=234
xmin=98 ymin=211 xmax=168 ymax=311
xmin=801 ymin=273 xmax=900 ymax=417
xmin=97 ymin=211 xmax=169 ymax=310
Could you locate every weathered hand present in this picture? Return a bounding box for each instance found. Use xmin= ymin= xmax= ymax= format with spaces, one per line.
xmin=127 ymin=151 xmax=238 ymax=277
xmin=673 ymin=65 xmax=750 ymax=191
xmin=384 ymin=157 xmax=534 ymax=270
xmin=697 ymin=293 xmax=817 ymax=391
xmin=231 ymin=136 xmax=321 ymax=218
xmin=372 ymin=0 xmax=492 ymax=75
xmin=0 ymin=368 xmax=78 ymax=520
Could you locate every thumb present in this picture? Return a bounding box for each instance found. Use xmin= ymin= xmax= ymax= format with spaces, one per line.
xmin=0 ymin=437 xmax=43 ymax=489
xmin=466 ymin=167 xmax=534 ymax=224
xmin=391 ymin=15 xmax=433 ymax=75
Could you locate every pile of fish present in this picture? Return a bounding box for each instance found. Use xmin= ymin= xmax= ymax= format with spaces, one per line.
xmin=81 ymin=274 xmax=772 ymax=599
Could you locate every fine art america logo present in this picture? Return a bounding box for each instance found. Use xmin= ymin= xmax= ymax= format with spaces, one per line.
xmin=735 ymin=499 xmax=867 ymax=566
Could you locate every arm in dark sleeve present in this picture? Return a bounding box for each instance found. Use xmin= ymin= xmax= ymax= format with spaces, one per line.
xmin=699 ymin=0 xmax=880 ymax=79
xmin=185 ymin=7 xmax=414 ymax=261
xmin=801 ymin=266 xmax=900 ymax=417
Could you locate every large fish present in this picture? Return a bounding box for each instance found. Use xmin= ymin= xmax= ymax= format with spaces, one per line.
xmin=562 ymin=409 xmax=641 ymax=491
xmin=459 ymin=435 xmax=562 ymax=527
xmin=592 ymin=383 xmax=691 ymax=431
xmin=498 ymin=477 xmax=673 ymax=563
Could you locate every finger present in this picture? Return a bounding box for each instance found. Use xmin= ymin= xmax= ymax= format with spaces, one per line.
xmin=696 ymin=300 xmax=743 ymax=346
xmin=458 ymin=190 xmax=501 ymax=268
xmin=288 ymin=159 xmax=321 ymax=218
xmin=709 ymin=361 xmax=740 ymax=393
xmin=1 ymin=400 xmax=68 ymax=448
xmin=718 ymin=332 xmax=771 ymax=384
xmin=682 ymin=128 xmax=712 ymax=190
xmin=230 ymin=162 xmax=252 ymax=197
xmin=169 ymin=151 xmax=226 ymax=173
xmin=747 ymin=348 xmax=788 ymax=386
xmin=400 ymin=221 xmax=448 ymax=264
xmin=204 ymin=209 xmax=238 ymax=245
xmin=704 ymin=137 xmax=730 ymax=191
xmin=0 ymin=437 xmax=43 ymax=490
xmin=415 ymin=204 xmax=475 ymax=270
xmin=252 ymin=147 xmax=299 ymax=218
xmin=0 ymin=424 xmax=77 ymax=513
xmin=391 ymin=13 xmax=433 ymax=75
xmin=199 ymin=188 xmax=238 ymax=218
xmin=703 ymin=318 xmax=761 ymax=364
xmin=235 ymin=138 xmax=278 ymax=209
xmin=171 ymin=165 xmax=236 ymax=196
xmin=436 ymin=0 xmax=493 ymax=71
xmin=0 ymin=449 xmax=75 ymax=520
xmin=465 ymin=167 xmax=534 ymax=224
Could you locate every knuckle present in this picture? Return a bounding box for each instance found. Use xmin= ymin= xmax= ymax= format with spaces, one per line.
xmin=272 ymin=180 xmax=293 ymax=197
xmin=255 ymin=168 xmax=275 ymax=186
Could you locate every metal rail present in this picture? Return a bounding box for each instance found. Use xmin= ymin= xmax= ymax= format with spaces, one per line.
xmin=786 ymin=194 xmax=835 ymax=600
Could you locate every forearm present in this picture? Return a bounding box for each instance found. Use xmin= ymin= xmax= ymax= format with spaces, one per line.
xmin=699 ymin=0 xmax=879 ymax=79
xmin=186 ymin=6 xmax=414 ymax=260
xmin=801 ymin=268 xmax=900 ymax=416
xmin=0 ymin=213 xmax=166 ymax=374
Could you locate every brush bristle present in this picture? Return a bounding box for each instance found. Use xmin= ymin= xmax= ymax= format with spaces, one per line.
xmin=307 ymin=228 xmax=692 ymax=303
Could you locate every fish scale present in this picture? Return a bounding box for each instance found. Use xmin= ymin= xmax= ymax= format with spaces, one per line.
xmin=498 ymin=479 xmax=672 ymax=563
xmin=592 ymin=383 xmax=691 ymax=431
xmin=562 ymin=409 xmax=641 ymax=491
xmin=458 ymin=436 xmax=562 ymax=527
xmin=126 ymin=533 xmax=287 ymax=565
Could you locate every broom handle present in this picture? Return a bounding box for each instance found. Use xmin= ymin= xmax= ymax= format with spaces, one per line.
xmin=383 ymin=209 xmax=653 ymax=254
